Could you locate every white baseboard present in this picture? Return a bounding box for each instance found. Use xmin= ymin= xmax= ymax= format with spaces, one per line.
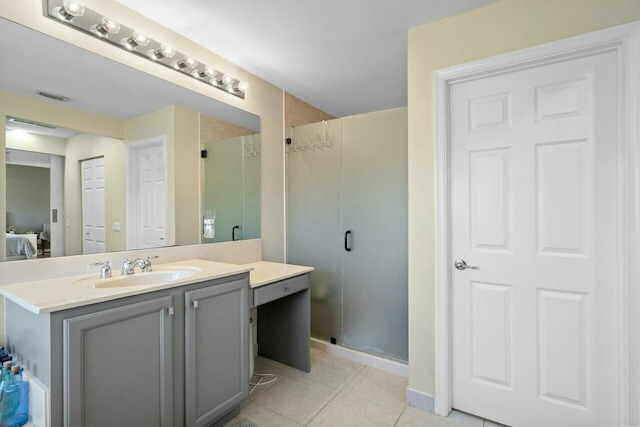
xmin=310 ymin=337 xmax=408 ymax=377
xmin=406 ymin=387 xmax=435 ymax=413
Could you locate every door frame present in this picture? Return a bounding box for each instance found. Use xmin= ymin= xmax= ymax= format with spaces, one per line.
xmin=125 ymin=136 xmax=169 ymax=249
xmin=434 ymin=21 xmax=640 ymax=423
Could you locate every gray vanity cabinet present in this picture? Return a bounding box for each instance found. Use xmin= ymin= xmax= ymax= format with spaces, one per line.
xmin=4 ymin=273 xmax=250 ymax=427
xmin=64 ymin=296 xmax=174 ymax=427
xmin=185 ymin=278 xmax=249 ymax=427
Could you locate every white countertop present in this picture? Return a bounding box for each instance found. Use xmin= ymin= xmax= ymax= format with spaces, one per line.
xmin=0 ymin=259 xmax=252 ymax=314
xmin=241 ymin=261 xmax=314 ymax=288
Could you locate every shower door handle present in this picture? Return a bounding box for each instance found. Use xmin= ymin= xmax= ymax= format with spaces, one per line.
xmin=344 ymin=230 xmax=352 ymax=252
xmin=232 ymin=225 xmax=240 ymax=241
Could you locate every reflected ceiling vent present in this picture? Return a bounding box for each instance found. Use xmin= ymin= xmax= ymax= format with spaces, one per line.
xmin=36 ymin=90 xmax=71 ymax=102
xmin=7 ymin=117 xmax=57 ymax=129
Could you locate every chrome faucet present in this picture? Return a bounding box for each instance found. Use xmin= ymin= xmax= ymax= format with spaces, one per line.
xmin=121 ymin=258 xmax=141 ymax=276
xmin=121 ymin=256 xmax=158 ymax=275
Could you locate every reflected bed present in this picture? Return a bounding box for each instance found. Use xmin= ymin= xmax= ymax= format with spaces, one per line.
xmin=6 ymin=233 xmax=36 ymax=260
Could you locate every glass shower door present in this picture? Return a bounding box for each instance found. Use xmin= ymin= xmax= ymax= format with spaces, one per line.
xmin=203 ymin=137 xmax=243 ymax=242
xmin=341 ymin=108 xmax=408 ymax=361
xmin=286 ymin=120 xmax=343 ymax=343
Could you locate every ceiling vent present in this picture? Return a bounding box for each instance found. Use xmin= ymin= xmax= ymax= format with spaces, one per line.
xmin=36 ymin=90 xmax=71 ymax=102
xmin=8 ymin=117 xmax=57 ymax=129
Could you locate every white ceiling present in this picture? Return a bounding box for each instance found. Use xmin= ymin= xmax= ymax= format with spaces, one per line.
xmin=115 ymin=0 xmax=497 ymax=118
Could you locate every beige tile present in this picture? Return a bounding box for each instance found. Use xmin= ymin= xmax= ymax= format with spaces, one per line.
xmin=342 ymin=366 xmax=408 ymax=412
xmin=396 ymin=407 xmax=484 ymax=427
xmin=223 ymin=401 xmax=302 ymax=427
xmin=311 ymin=347 xmax=329 ymax=365
xmin=250 ymin=356 xmax=297 ymax=400
xmin=253 ymin=372 xmax=339 ymax=425
xmin=308 ymin=390 xmax=402 ymax=427
xmin=307 ymin=352 xmax=364 ymax=389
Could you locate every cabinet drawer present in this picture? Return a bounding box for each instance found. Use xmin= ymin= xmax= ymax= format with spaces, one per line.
xmin=253 ymin=274 xmax=308 ymax=306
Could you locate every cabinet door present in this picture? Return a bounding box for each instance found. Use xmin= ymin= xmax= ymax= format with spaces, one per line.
xmin=185 ymin=278 xmax=249 ymax=427
xmin=64 ymin=296 xmax=174 ymax=427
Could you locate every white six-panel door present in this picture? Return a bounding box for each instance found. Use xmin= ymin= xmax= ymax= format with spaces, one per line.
xmin=450 ymin=50 xmax=618 ymax=426
xmin=81 ymin=157 xmax=106 ymax=254
xmin=132 ymin=142 xmax=166 ymax=249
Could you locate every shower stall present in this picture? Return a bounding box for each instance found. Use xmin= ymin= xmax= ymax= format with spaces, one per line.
xmin=286 ymin=107 xmax=408 ymax=362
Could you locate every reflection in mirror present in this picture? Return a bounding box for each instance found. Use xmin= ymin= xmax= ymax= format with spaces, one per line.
xmin=201 ymin=114 xmax=260 ymax=243
xmin=0 ymin=18 xmax=260 ymax=262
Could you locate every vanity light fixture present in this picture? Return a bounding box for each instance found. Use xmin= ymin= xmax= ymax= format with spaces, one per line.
xmin=191 ymin=66 xmax=216 ymax=80
xmin=147 ymin=44 xmax=175 ymax=61
xmin=52 ymin=1 xmax=84 ymax=22
xmin=44 ymin=0 xmax=249 ymax=99
xmin=121 ymin=31 xmax=150 ymax=51
xmin=172 ymin=56 xmax=198 ymax=71
xmin=90 ymin=17 xmax=120 ymax=38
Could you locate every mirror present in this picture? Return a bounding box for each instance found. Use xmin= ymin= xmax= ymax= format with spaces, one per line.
xmin=0 ymin=18 xmax=260 ymax=262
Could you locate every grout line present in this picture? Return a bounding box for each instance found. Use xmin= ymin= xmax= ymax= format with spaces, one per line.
xmin=394 ymin=405 xmax=408 ymax=427
xmin=303 ymin=386 xmax=343 ymax=426
xmin=340 ymin=363 xmax=365 ymax=390
xmin=250 ymin=400 xmax=304 ymax=426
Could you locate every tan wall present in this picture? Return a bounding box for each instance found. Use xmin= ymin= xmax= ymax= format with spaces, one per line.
xmin=407 ymin=0 xmax=640 ymax=396
xmin=0 ymin=0 xmax=285 ymax=261
xmin=200 ymin=114 xmax=256 ymax=144
xmin=64 ymin=133 xmax=126 ymax=255
xmin=0 ymin=91 xmax=123 ymax=261
xmin=285 ymin=92 xmax=334 ymax=128
xmin=174 ymin=106 xmax=201 ymax=246
xmin=5 ymin=131 xmax=66 ymax=157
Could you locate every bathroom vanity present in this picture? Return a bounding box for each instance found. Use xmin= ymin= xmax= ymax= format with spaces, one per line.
xmin=245 ymin=261 xmax=314 ymax=373
xmin=0 ymin=259 xmax=252 ymax=427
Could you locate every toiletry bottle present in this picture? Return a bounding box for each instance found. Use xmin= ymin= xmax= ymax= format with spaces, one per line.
xmin=0 ymin=365 xmax=28 ymax=427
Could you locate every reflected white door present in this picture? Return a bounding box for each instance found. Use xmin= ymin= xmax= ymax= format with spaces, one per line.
xmin=131 ymin=142 xmax=166 ymax=248
xmin=450 ymin=51 xmax=618 ymax=426
xmin=81 ymin=157 xmax=106 ymax=254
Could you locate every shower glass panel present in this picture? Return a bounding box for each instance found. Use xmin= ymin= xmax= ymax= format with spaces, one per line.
xmin=286 ymin=120 xmax=343 ymax=343
xmin=341 ymin=109 xmax=408 ymax=361
xmin=286 ymin=108 xmax=408 ymax=362
xmin=203 ymin=135 xmax=261 ymax=242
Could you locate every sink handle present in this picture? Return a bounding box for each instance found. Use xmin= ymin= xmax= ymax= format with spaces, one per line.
xmin=144 ymin=255 xmax=159 ymax=272
xmin=90 ymin=260 xmax=112 ymax=279
xmin=121 ymin=258 xmax=135 ymax=276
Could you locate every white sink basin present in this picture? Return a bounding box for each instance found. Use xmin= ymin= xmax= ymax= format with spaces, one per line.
xmin=73 ymin=266 xmax=203 ymax=289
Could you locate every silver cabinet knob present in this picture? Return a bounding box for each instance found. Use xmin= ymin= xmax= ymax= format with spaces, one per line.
xmin=454 ymin=259 xmax=479 ymax=270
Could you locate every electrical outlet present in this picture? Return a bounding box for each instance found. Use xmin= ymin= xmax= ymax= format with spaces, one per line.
xmin=112 ymin=222 xmax=121 ymax=232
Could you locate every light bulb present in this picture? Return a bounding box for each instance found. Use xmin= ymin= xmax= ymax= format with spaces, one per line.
xmin=237 ymin=81 xmax=249 ymax=92
xmin=91 ymin=17 xmax=120 ymax=38
xmin=53 ymin=1 xmax=85 ymax=21
xmin=121 ymin=31 xmax=150 ymax=50
xmin=222 ymin=74 xmax=233 ymax=85
xmin=172 ymin=56 xmax=198 ymax=70
xmin=192 ymin=66 xmax=215 ymax=79
xmin=226 ymin=83 xmax=235 ymax=93
xmin=147 ymin=44 xmax=175 ymax=61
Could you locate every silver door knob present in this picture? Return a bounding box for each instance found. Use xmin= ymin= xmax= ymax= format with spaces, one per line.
xmin=454 ymin=259 xmax=479 ymax=270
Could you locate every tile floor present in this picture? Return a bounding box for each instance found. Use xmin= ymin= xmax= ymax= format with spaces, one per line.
xmin=224 ymin=348 xmax=507 ymax=427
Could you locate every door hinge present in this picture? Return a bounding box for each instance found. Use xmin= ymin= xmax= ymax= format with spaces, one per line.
xmin=167 ymin=306 xmax=174 ymax=316
xmin=193 ymin=300 xmax=199 ymax=309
